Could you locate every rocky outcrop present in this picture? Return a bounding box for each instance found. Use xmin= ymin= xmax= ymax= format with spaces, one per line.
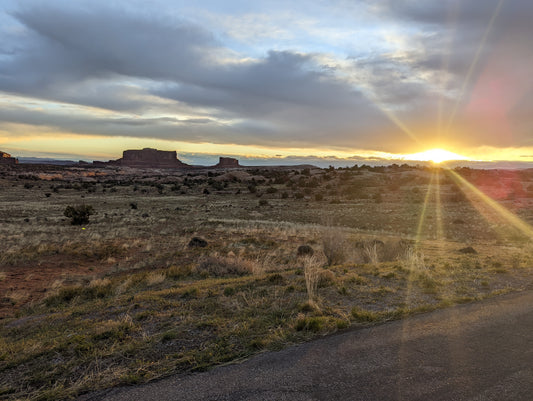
xmin=120 ymin=148 xmax=188 ymax=168
xmin=93 ymin=148 xmax=189 ymax=168
xmin=0 ymin=151 xmax=18 ymax=165
xmin=214 ymin=157 xmax=240 ymax=168
xmin=91 ymin=149 xmax=241 ymax=169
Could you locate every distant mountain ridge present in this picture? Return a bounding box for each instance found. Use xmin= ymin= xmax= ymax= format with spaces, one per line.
xmin=17 ymin=157 xmax=77 ymax=165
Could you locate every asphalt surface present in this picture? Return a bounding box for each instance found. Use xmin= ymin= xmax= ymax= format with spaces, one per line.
xmin=81 ymin=290 xmax=533 ymax=401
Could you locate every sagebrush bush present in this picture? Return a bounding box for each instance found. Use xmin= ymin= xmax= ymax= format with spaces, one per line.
xmin=321 ymin=228 xmax=347 ymax=266
xmin=64 ymin=204 xmax=95 ymax=225
xmin=317 ymin=269 xmax=335 ymax=288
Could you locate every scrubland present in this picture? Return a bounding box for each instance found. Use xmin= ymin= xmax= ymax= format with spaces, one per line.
xmin=2 ymin=163 xmax=533 ymax=400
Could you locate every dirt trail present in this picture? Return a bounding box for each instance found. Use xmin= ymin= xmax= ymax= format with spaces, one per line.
xmin=81 ymin=290 xmax=533 ymax=401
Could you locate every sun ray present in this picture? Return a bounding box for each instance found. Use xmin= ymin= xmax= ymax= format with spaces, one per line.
xmin=363 ymin=93 xmax=421 ymax=145
xmin=435 ymin=168 xmax=445 ymax=241
xmin=448 ymin=170 xmax=533 ymax=240
xmin=415 ymin=171 xmax=436 ymax=243
xmin=445 ymin=0 xmax=505 ymax=133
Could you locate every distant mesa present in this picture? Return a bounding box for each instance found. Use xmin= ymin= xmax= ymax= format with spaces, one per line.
xmin=93 ymin=148 xmax=240 ymax=169
xmin=121 ymin=148 xmax=188 ymax=168
xmin=214 ymin=157 xmax=240 ymax=168
xmin=0 ymin=151 xmax=18 ymax=165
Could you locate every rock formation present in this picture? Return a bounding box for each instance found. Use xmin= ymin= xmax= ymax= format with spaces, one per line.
xmin=121 ymin=148 xmax=188 ymax=168
xmin=91 ymin=149 xmax=241 ymax=169
xmin=93 ymin=148 xmax=189 ymax=168
xmin=0 ymin=151 xmax=18 ymax=165
xmin=214 ymin=157 xmax=240 ymax=168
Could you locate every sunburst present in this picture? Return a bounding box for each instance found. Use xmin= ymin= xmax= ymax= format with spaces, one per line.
xmin=404 ymin=148 xmax=469 ymax=164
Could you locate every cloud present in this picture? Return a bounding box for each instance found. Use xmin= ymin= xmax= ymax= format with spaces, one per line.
xmin=1 ymin=1 xmax=533 ymax=156
xmin=0 ymin=3 xmax=404 ymax=150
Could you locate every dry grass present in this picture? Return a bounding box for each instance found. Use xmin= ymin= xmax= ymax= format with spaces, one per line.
xmin=303 ymin=256 xmax=321 ymax=306
xmin=3 ymin=164 xmax=533 ymax=400
xmin=405 ymin=247 xmax=426 ymax=271
xmin=364 ymin=243 xmax=379 ymax=265
xmin=197 ymin=255 xmax=257 ymax=276
xmin=146 ymin=272 xmax=166 ymax=286
xmin=4 ymin=290 xmax=29 ymax=305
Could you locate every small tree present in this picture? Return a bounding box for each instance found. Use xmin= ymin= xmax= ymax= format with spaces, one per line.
xmin=64 ymin=204 xmax=95 ymax=225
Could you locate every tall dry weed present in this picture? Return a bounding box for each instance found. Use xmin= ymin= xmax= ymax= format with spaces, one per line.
xmin=405 ymin=247 xmax=425 ymax=271
xmin=302 ymin=256 xmax=321 ymax=306
xmin=363 ymin=243 xmax=379 ymax=265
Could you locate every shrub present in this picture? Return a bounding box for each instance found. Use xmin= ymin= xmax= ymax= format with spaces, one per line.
xmin=321 ymin=228 xmax=347 ymax=266
xmin=188 ymin=237 xmax=208 ymax=248
xmin=64 ymin=204 xmax=95 ymax=225
xmin=317 ymin=269 xmax=335 ymax=287
xmin=267 ymin=273 xmax=285 ymax=284
xmin=258 ymin=199 xmax=269 ymax=207
xmin=297 ymin=244 xmax=314 ymax=257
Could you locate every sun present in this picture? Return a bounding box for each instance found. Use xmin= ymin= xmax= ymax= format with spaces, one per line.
xmin=404 ymin=148 xmax=469 ymax=164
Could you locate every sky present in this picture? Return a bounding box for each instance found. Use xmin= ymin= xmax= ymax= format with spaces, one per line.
xmin=1 ymin=0 xmax=533 ymax=164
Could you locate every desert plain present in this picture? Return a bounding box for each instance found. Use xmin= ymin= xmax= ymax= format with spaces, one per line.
xmin=2 ymin=162 xmax=533 ymax=400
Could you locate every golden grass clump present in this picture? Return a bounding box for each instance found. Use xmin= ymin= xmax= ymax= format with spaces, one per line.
xmin=302 ymin=256 xmax=322 ymax=306
xmin=197 ymin=255 xmax=256 ymax=276
xmin=89 ymin=278 xmax=111 ymax=288
xmin=146 ymin=272 xmax=166 ymax=286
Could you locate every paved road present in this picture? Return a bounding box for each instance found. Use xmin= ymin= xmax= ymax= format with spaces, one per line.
xmin=81 ymin=290 xmax=533 ymax=401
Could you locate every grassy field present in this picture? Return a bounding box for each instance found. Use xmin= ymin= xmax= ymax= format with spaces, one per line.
xmin=2 ymin=163 xmax=533 ymax=400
